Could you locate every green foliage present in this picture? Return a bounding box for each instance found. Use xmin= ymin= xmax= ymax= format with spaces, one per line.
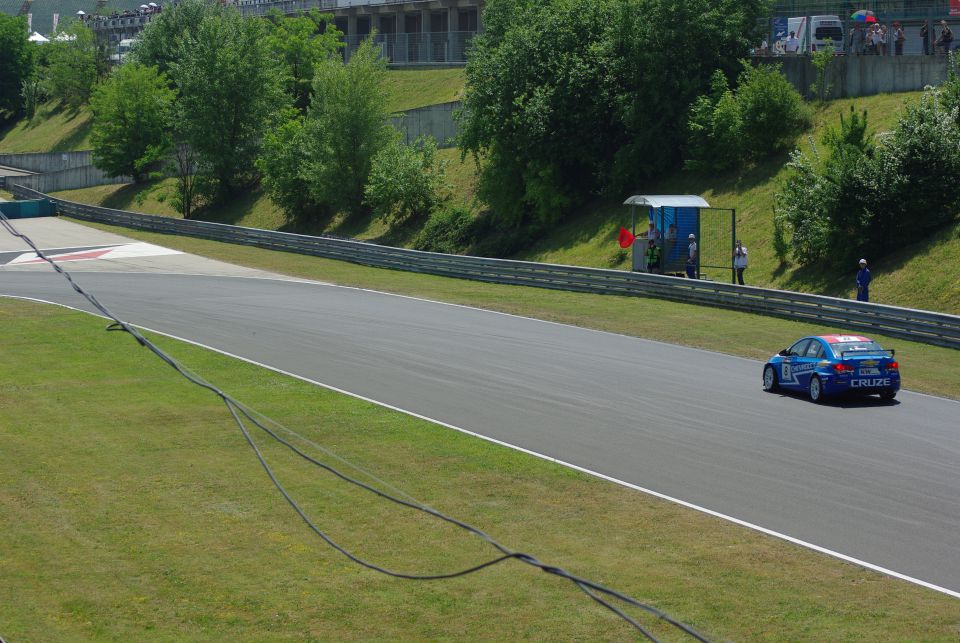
xmin=263 ymin=9 xmax=342 ymax=112
xmin=259 ymin=37 xmax=395 ymax=223
xmin=776 ymin=92 xmax=960 ymax=268
xmin=131 ymin=0 xmax=227 ymax=78
xmin=0 ymin=14 xmax=34 ymax=121
xmin=685 ymin=63 xmax=810 ymax=171
xmin=256 ymin=112 xmax=320 ymax=222
xmin=45 ymin=21 xmax=99 ymax=109
xmin=20 ymin=74 xmax=45 ymax=120
xmin=169 ymin=9 xmax=288 ymax=200
xmin=301 ymin=37 xmax=395 ymax=217
xmin=90 ymin=63 xmax=175 ymax=181
xmin=365 ymin=136 xmax=450 ymax=225
xmin=459 ymin=0 xmax=768 ymax=229
xmin=809 ymin=41 xmax=835 ymax=102
xmin=413 ymin=205 xmax=476 ymax=253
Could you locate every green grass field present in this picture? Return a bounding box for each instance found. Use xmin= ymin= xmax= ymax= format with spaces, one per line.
xmin=0 ymin=69 xmax=463 ymax=155
xmin=3 ymin=295 xmax=960 ymax=642
xmin=0 ymin=101 xmax=92 ymax=153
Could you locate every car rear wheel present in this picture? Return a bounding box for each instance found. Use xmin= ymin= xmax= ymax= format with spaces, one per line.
xmin=880 ymin=389 xmax=897 ymax=401
xmin=809 ymin=375 xmax=824 ymax=403
xmin=763 ymin=365 xmax=779 ymax=392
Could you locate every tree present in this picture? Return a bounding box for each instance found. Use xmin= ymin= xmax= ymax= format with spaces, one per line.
xmin=365 ymin=136 xmax=450 ymax=225
xmin=170 ymin=8 xmax=288 ymax=200
xmin=301 ymin=36 xmax=395 ymax=217
xmin=90 ymin=63 xmax=175 ymax=181
xmin=45 ymin=20 xmax=99 ymax=108
xmin=264 ymin=9 xmax=342 ymax=112
xmin=131 ymin=0 xmax=227 ymax=78
xmin=459 ymin=0 xmax=769 ymax=228
xmin=0 ymin=14 xmax=34 ymax=121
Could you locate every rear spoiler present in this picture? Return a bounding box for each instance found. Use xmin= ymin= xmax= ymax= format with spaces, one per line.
xmin=841 ymin=349 xmax=895 ymax=359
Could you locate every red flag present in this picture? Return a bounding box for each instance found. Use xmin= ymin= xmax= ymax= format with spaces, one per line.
xmin=618 ymin=227 xmax=636 ymax=248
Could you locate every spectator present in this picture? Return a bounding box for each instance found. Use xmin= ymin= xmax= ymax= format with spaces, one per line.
xmin=936 ymin=21 xmax=954 ymax=55
xmin=645 ymin=240 xmax=662 ymax=274
xmin=849 ymin=24 xmax=864 ymax=56
xmin=759 ymin=39 xmax=769 ymax=56
xmin=686 ymin=233 xmax=698 ymax=279
xmin=785 ymin=31 xmax=800 ymax=54
xmin=856 ymin=258 xmax=871 ymax=302
xmin=894 ymin=22 xmax=905 ymax=56
xmin=878 ymin=24 xmax=888 ymax=56
xmin=921 ymin=21 xmax=930 ymax=55
xmin=868 ymin=24 xmax=881 ymax=55
xmin=644 ymin=220 xmax=661 ymax=244
xmin=733 ymin=240 xmax=748 ymax=285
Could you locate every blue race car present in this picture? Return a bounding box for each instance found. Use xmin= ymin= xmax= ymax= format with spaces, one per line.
xmin=762 ymin=334 xmax=900 ymax=402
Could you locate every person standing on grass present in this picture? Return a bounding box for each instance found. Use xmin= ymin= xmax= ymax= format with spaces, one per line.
xmin=645 ymin=239 xmax=662 ymax=274
xmin=686 ymin=233 xmax=698 ymax=279
xmin=733 ymin=240 xmax=748 ymax=285
xmin=856 ymin=258 xmax=872 ymax=302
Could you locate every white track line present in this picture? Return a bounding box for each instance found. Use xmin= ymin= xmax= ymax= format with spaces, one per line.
xmin=3 ymin=293 xmax=958 ymax=600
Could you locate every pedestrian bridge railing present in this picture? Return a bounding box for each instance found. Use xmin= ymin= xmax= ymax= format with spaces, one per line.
xmin=9 ymin=184 xmax=960 ymax=351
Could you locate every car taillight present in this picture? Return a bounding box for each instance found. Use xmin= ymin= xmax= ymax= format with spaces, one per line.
xmin=887 ymin=361 xmax=899 ymax=371
xmin=833 ymin=363 xmax=853 ymax=373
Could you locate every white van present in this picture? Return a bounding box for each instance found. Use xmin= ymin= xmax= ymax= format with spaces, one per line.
xmin=786 ymin=15 xmax=845 ymax=53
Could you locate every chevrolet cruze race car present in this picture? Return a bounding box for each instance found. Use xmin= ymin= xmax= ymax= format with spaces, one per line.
xmin=762 ymin=335 xmax=900 ymax=402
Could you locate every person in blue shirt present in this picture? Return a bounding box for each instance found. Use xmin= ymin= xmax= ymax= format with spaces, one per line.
xmin=856 ymin=258 xmax=872 ymax=302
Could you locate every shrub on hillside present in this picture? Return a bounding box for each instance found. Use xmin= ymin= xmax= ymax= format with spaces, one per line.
xmin=365 ymin=136 xmax=450 ymax=226
xmin=413 ymin=205 xmax=476 ymax=254
xmin=776 ymin=93 xmax=960 ymax=268
xmin=685 ymin=64 xmax=810 ymax=171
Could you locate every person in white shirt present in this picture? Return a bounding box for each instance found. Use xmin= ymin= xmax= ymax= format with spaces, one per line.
xmin=686 ymin=233 xmax=698 ymax=279
xmin=785 ymin=31 xmax=800 ymax=54
xmin=733 ymin=240 xmax=748 ymax=285
xmin=644 ymin=220 xmax=661 ymax=244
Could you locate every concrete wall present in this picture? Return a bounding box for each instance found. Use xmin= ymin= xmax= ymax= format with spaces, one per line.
xmin=0 ymin=151 xmax=95 ymax=174
xmin=765 ymin=55 xmax=950 ymax=99
xmin=392 ymin=101 xmax=460 ymax=148
xmin=6 ymin=165 xmax=132 ymax=194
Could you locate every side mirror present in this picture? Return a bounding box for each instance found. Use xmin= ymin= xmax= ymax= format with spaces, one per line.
xmin=778 ymin=349 xmax=790 ymax=357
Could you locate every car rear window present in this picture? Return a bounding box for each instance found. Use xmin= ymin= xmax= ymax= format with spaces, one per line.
xmin=832 ymin=341 xmax=886 ymax=356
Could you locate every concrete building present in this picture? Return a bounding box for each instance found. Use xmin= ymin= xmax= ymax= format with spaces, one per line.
xmin=2 ymin=0 xmax=483 ymax=64
xmin=234 ymin=0 xmax=484 ymax=65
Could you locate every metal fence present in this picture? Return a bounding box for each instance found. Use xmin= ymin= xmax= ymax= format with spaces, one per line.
xmin=9 ymin=184 xmax=960 ymax=351
xmin=343 ymin=31 xmax=476 ymax=65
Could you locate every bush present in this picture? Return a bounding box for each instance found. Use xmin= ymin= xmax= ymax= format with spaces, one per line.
xmin=365 ymin=136 xmax=450 ymax=226
xmin=684 ymin=63 xmax=810 ymax=171
xmin=775 ymin=92 xmax=960 ymax=269
xmin=413 ymin=205 xmax=476 ymax=254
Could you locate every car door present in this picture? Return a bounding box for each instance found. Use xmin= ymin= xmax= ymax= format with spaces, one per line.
xmin=780 ymin=339 xmax=810 ymax=389
xmin=794 ymin=338 xmax=826 ymax=388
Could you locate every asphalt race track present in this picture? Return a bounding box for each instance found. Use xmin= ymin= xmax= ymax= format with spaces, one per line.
xmin=2 ymin=220 xmax=959 ymax=598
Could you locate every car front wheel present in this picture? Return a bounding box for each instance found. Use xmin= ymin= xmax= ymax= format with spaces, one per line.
xmin=809 ymin=375 xmax=824 ymax=403
xmin=763 ymin=365 xmax=779 ymax=392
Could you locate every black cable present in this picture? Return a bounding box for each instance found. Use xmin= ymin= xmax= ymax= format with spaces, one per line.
xmin=0 ymin=212 xmax=710 ymax=641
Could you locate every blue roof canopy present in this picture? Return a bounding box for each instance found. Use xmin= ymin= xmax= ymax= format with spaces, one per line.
xmin=623 ymin=195 xmax=711 ymax=208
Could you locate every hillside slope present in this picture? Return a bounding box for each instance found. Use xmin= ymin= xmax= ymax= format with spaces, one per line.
xmin=31 ymin=89 xmax=960 ymax=315
xmin=522 ymin=92 xmax=960 ymax=314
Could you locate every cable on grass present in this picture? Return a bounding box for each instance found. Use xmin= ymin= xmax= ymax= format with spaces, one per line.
xmin=0 ymin=212 xmax=710 ymax=642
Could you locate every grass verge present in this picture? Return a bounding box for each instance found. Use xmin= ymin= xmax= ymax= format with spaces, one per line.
xmin=59 ymin=218 xmax=960 ymax=400
xmin=0 ymin=101 xmax=92 ymax=153
xmin=3 ymin=297 xmax=959 ymax=641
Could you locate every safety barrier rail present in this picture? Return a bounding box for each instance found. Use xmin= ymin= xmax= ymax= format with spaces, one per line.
xmin=9 ymin=184 xmax=960 ymax=350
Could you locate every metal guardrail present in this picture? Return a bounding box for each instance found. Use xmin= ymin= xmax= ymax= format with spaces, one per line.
xmin=9 ymin=184 xmax=960 ymax=350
